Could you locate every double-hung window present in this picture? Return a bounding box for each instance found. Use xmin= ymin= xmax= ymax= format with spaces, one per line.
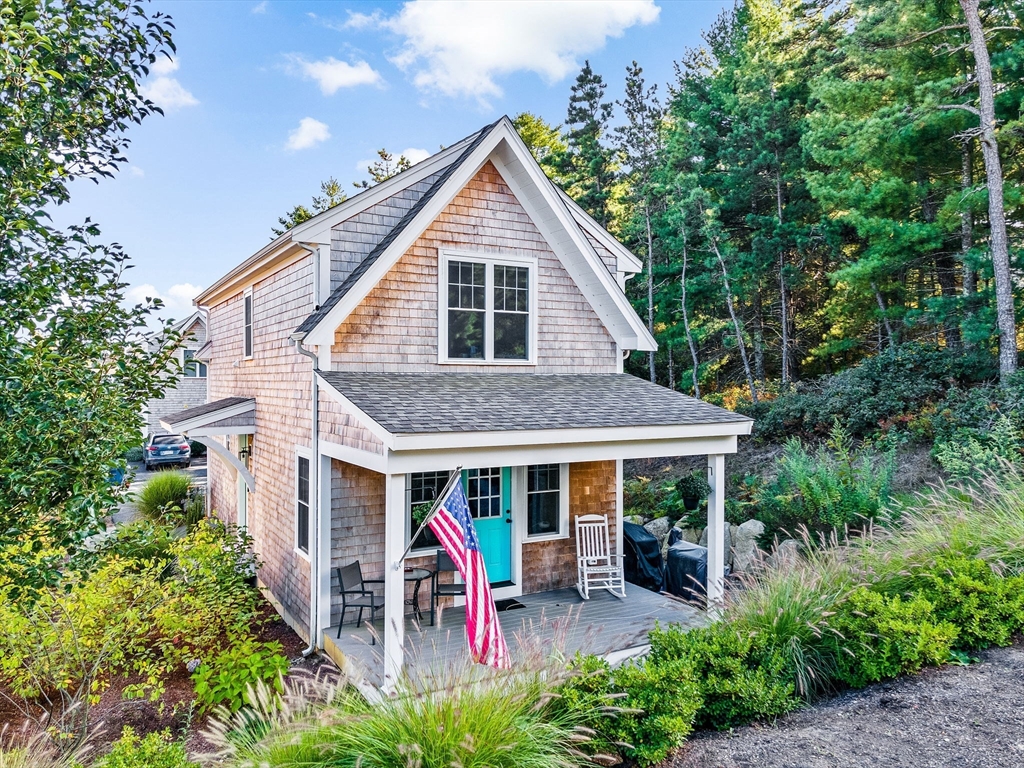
xmin=525 ymin=463 xmax=569 ymax=540
xmin=407 ymin=471 xmax=450 ymax=550
xmin=443 ymin=254 xmax=533 ymax=363
xmin=243 ymin=290 xmax=253 ymax=358
xmin=296 ymin=455 xmax=310 ymax=554
xmin=183 ymin=349 xmax=207 ymax=378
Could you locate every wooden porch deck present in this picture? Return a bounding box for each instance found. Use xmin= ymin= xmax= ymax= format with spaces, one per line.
xmin=323 ymin=584 xmax=707 ymax=685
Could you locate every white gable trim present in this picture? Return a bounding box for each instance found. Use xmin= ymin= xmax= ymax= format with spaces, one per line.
xmin=556 ymin=186 xmax=644 ymax=275
xmin=302 ymin=117 xmax=656 ymax=352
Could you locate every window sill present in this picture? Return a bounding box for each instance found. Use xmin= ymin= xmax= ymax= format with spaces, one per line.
xmin=438 ymin=358 xmax=535 ymax=366
xmin=294 ymin=547 xmax=310 ymax=562
xmin=523 ymin=532 xmax=568 ymax=544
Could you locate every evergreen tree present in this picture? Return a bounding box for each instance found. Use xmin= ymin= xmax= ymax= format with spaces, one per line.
xmin=273 ymin=177 xmax=347 ymax=236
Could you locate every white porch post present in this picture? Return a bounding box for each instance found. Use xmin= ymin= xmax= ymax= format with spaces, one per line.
xmin=706 ymin=454 xmax=726 ymax=609
xmin=383 ymin=472 xmax=406 ymax=689
xmin=614 ymin=458 xmax=624 ymax=559
xmin=316 ymin=453 xmax=333 ymax=642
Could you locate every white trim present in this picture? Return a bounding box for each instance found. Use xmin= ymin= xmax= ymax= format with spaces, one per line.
xmin=294 ymin=446 xmax=313 ymax=560
xmin=386 ymin=434 xmax=740 ymax=475
xmin=392 ymin=420 xmax=752 ymax=452
xmin=317 ymin=438 xmax=388 ymax=473
xmin=192 ymin=435 xmax=255 ymax=492
xmin=522 ymin=462 xmax=570 ymax=542
xmin=555 ymin=186 xmax=643 ymax=275
xmin=243 ymin=289 xmax=254 ymax=360
xmin=162 ymin=398 xmax=256 ymax=434
xmin=615 ymin=458 xmax=624 ymax=560
xmin=437 ymin=249 xmax=538 ymax=366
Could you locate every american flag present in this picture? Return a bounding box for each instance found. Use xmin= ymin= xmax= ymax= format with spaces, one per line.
xmin=428 ymin=478 xmax=511 ymax=669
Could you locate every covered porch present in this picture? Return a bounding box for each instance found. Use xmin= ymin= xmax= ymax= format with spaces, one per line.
xmin=323 ymin=582 xmax=706 ymax=685
xmin=313 ymin=372 xmax=753 ymax=688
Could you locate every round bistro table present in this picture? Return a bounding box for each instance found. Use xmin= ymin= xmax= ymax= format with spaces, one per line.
xmin=403 ymin=567 xmax=434 ymax=622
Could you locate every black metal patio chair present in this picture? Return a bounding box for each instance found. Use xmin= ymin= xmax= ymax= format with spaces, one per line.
xmin=335 ymin=561 xmax=385 ymax=641
xmin=430 ymin=550 xmax=466 ymax=626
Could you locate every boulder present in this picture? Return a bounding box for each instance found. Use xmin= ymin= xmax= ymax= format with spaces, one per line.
xmin=698 ymin=523 xmax=733 ymax=568
xmin=731 ymin=519 xmax=766 ymax=573
xmin=677 ymin=527 xmax=702 ymax=544
xmin=644 ymin=516 xmax=672 ymax=541
xmin=769 ymin=538 xmax=801 ymax=572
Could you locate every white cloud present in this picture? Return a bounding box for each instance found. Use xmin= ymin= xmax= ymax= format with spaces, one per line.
xmin=126 ymin=282 xmax=202 ymax=312
xmin=380 ymin=0 xmax=660 ymax=100
xmin=344 ymin=10 xmax=383 ymax=29
xmin=287 ymin=55 xmax=382 ymax=95
xmin=354 ymin=146 xmax=430 ymax=174
xmin=252 ymin=0 xmax=269 ymax=13
xmin=141 ymin=57 xmax=199 ymax=111
xmin=286 ymin=117 xmax=331 ymax=151
xmin=129 ymin=165 xmax=145 ymax=178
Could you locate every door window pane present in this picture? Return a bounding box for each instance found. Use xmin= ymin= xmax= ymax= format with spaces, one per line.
xmin=465 ymin=467 xmax=502 ymax=518
xmin=527 ymin=464 xmax=560 ymax=536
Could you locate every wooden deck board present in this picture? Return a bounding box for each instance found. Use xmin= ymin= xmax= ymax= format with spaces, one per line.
xmin=324 ymin=584 xmax=706 ymax=685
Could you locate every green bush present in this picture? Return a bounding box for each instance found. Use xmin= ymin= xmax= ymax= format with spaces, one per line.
xmin=825 ymin=588 xmax=957 ymax=688
xmin=933 ymin=415 xmax=1021 ymax=479
xmin=192 ymin=637 xmax=289 ymax=714
xmin=649 ymin=624 xmax=798 ymax=730
xmin=102 ymin=520 xmax=176 ymax=566
xmin=124 ymin=446 xmax=144 ymax=463
xmin=136 ymin=472 xmax=193 ymax=523
xmin=187 ymin=440 xmax=207 ymax=458
xmin=752 ymin=422 xmax=895 ymax=539
xmin=623 ymin=476 xmax=666 ymax=518
xmin=909 ymin=556 xmax=1024 ymax=650
xmin=94 ymin=727 xmax=197 ymax=768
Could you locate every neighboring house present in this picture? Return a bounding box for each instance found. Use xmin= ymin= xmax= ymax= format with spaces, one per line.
xmin=162 ymin=117 xmax=752 ymax=682
xmin=143 ymin=311 xmax=207 ymax=437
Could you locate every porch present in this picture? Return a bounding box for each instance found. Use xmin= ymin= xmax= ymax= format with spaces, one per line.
xmin=322 ymin=582 xmax=706 ymax=685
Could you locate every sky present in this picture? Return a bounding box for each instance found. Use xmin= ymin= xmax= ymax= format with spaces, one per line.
xmin=51 ymin=0 xmax=731 ymax=321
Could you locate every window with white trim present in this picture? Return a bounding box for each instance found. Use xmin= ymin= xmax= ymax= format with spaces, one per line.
xmin=243 ymin=290 xmax=253 ymax=358
xmin=408 ymin=471 xmax=449 ymax=550
xmin=443 ymin=256 xmax=533 ymax=362
xmin=183 ymin=349 xmax=207 ymax=378
xmin=526 ymin=463 xmax=569 ymax=539
xmin=296 ymin=455 xmax=310 ymax=554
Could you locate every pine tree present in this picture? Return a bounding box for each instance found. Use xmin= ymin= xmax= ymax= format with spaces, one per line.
xmin=273 ymin=177 xmax=347 ymax=236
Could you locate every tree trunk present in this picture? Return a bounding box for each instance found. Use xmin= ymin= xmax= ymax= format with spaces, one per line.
xmin=711 ymin=239 xmax=758 ymax=403
xmin=774 ymin=151 xmax=790 ymax=387
xmin=961 ymin=138 xmax=976 ymax=298
xmin=873 ymin=282 xmax=896 ymax=348
xmin=645 ymin=205 xmax=656 ymax=382
xmin=668 ymin=345 xmax=675 ymax=390
xmin=679 ymin=221 xmax=700 ymax=398
xmin=960 ymin=0 xmax=1017 ymax=379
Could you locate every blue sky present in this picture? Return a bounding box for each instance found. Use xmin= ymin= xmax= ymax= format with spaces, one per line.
xmin=52 ymin=0 xmax=730 ymax=320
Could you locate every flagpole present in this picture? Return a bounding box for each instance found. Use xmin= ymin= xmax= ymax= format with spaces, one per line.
xmin=393 ymin=465 xmax=463 ymax=569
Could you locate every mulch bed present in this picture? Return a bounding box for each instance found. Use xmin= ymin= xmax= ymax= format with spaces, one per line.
xmin=0 ymin=600 xmax=338 ymax=761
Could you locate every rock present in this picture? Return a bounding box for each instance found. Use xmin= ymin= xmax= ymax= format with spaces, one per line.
xmin=697 ymin=524 xmax=733 ymax=568
xmin=769 ymin=538 xmax=801 ymax=571
xmin=731 ymin=519 xmax=766 ymax=573
xmin=625 ymin=514 xmax=645 ymax=526
xmin=644 ymin=516 xmax=672 ymax=540
xmin=678 ymin=527 xmax=701 ymax=544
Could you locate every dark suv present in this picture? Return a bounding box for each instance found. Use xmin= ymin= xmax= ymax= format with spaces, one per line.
xmin=144 ymin=433 xmax=192 ymax=471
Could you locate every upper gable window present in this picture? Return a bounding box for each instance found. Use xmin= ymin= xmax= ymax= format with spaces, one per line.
xmin=441 ymin=252 xmax=535 ymax=364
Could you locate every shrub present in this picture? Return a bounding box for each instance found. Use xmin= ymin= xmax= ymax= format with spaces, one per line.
xmin=752 ymin=422 xmax=895 ymax=539
xmin=192 ymin=638 xmax=289 ymax=714
xmin=649 ymin=624 xmax=798 ymax=730
xmin=101 ymin=520 xmax=176 ymax=567
xmin=824 ymin=588 xmax=957 ymax=688
xmin=623 ymin=476 xmax=665 ymax=518
xmin=933 ymin=415 xmax=1021 ymax=479
xmin=94 ymin=727 xmax=197 ymax=768
xmin=909 ymin=556 xmax=1024 ymax=650
xmin=188 ymin=440 xmax=207 ymax=457
xmin=136 ymin=472 xmax=193 ymax=523
xmin=124 ymin=446 xmax=144 ymax=463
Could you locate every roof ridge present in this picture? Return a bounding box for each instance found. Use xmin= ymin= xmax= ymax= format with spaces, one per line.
xmin=294 ymin=118 xmax=503 ymax=338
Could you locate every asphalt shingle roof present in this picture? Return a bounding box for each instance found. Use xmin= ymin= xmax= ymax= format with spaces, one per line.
xmin=162 ymin=397 xmax=255 ymax=428
xmin=317 ymin=373 xmax=751 ymax=435
xmin=294 ymin=119 xmax=501 ymax=337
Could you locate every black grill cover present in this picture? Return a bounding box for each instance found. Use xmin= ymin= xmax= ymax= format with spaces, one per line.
xmin=666 ymin=540 xmax=708 ymax=602
xmin=623 ymin=521 xmax=664 ymax=592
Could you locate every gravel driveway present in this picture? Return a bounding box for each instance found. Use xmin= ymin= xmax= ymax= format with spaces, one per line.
xmin=671 ymin=644 xmax=1024 ymax=768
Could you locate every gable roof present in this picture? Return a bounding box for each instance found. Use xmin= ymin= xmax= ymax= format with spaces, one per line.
xmin=293 ymin=116 xmax=656 ymax=352
xmin=294 ymin=120 xmax=499 ymax=337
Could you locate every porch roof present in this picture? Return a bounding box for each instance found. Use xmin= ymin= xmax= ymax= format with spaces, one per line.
xmin=317 ymin=372 xmax=750 ymax=435
xmin=160 ymin=396 xmax=256 ymax=435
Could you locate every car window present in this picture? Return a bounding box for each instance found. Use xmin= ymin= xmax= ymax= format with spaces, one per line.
xmin=153 ymin=435 xmax=186 ymax=445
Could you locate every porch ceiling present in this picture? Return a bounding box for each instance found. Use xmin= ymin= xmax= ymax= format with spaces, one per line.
xmin=318 ymin=372 xmax=751 ymax=436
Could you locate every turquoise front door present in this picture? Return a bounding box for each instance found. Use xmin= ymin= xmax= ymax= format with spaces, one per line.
xmin=462 ymin=467 xmax=512 ymax=584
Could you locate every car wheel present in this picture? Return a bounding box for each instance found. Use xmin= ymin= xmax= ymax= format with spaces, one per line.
xmin=145 ymin=463 xmax=152 ymax=471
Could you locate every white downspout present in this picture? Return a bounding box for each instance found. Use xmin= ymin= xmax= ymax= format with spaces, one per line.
xmin=294 ymin=241 xmax=322 ymax=657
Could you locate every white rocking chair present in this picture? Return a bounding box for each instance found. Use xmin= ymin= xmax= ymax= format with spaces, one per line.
xmin=575 ymin=514 xmax=627 ymax=600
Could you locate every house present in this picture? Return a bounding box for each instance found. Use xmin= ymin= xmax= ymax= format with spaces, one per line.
xmin=143 ymin=311 xmax=208 ymax=437
xmin=161 ymin=117 xmax=752 ymax=684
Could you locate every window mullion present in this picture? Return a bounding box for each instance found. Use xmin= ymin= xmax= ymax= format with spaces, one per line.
xmin=484 ymin=263 xmax=493 ymax=361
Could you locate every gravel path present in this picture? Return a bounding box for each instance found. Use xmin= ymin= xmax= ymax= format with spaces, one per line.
xmin=671 ymin=644 xmax=1024 ymax=768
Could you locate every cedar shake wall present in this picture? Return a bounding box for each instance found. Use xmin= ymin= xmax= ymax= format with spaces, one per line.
xmin=319 ymin=390 xmax=383 ymax=454
xmin=329 ymin=161 xmax=619 ymax=373
xmin=522 ymin=460 xmax=618 ymax=594
xmin=143 ymin=319 xmax=208 ymax=437
xmin=206 ymin=255 xmax=316 ymax=640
